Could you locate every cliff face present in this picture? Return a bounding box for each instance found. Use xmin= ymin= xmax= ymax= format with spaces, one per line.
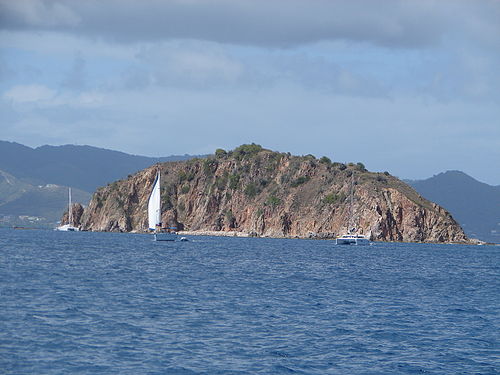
xmin=80 ymin=146 xmax=468 ymax=243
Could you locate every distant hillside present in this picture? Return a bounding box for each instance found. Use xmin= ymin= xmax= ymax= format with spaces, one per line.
xmin=0 ymin=169 xmax=91 ymax=226
xmin=408 ymin=171 xmax=500 ymax=243
xmin=0 ymin=141 xmax=199 ymax=192
xmin=0 ymin=170 xmax=31 ymax=206
xmin=0 ymin=140 xmax=200 ymax=227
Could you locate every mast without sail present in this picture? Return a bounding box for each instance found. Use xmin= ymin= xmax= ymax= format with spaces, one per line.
xmin=68 ymin=187 xmax=73 ymax=226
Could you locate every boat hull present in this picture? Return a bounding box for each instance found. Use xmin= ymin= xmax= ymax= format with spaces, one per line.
xmin=154 ymin=233 xmax=177 ymax=241
xmin=335 ymin=236 xmax=370 ymax=245
xmin=55 ymin=224 xmax=79 ymax=232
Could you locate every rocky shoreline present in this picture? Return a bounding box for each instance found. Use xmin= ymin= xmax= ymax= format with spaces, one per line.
xmin=176 ymin=229 xmax=472 ymax=244
xmin=177 ymin=230 xmax=250 ymax=237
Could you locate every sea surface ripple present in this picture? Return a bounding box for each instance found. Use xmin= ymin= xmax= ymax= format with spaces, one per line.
xmin=1 ymin=229 xmax=499 ymax=374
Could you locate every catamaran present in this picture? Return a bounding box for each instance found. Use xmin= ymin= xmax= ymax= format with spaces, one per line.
xmin=335 ymin=174 xmax=370 ymax=245
xmin=55 ymin=188 xmax=79 ymax=231
xmin=335 ymin=233 xmax=370 ymax=245
xmin=148 ymin=170 xmax=177 ymax=241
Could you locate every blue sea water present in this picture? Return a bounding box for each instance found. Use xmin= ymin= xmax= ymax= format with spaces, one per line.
xmin=0 ymin=228 xmax=499 ymax=374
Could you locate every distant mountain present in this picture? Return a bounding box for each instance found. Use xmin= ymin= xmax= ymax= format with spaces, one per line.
xmin=0 ymin=140 xmax=200 ymax=227
xmin=408 ymin=171 xmax=500 ymax=243
xmin=0 ymin=170 xmax=31 ymax=206
xmin=0 ymin=141 xmax=199 ymax=193
xmin=0 ymin=171 xmax=90 ymax=216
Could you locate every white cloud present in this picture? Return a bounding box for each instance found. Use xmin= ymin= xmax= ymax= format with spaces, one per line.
xmin=137 ymin=43 xmax=245 ymax=88
xmin=3 ymin=84 xmax=104 ymax=108
xmin=3 ymin=84 xmax=55 ymax=103
xmin=166 ymin=50 xmax=243 ymax=81
xmin=77 ymin=92 xmax=103 ymax=107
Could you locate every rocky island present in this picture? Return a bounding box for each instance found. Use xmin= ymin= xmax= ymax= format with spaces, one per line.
xmin=73 ymin=144 xmax=468 ymax=243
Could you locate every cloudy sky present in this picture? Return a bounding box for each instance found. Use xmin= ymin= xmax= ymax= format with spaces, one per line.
xmin=1 ymin=0 xmax=499 ymax=184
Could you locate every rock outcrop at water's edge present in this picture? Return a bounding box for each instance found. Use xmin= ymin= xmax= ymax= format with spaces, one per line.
xmin=60 ymin=203 xmax=84 ymax=227
xmin=79 ymin=145 xmax=470 ymax=243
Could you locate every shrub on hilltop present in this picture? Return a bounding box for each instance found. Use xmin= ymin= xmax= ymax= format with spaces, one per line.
xmin=230 ymin=143 xmax=264 ymax=160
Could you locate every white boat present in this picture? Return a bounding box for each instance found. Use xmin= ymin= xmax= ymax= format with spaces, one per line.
xmin=148 ymin=170 xmax=177 ymax=241
xmin=336 ymin=234 xmax=370 ymax=245
xmin=335 ymin=174 xmax=370 ymax=245
xmin=56 ymin=223 xmax=78 ymax=232
xmin=55 ymin=188 xmax=79 ymax=231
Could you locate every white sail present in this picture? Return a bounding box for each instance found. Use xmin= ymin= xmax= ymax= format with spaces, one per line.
xmin=148 ymin=172 xmax=161 ymax=230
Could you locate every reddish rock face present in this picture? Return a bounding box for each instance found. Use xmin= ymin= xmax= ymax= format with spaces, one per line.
xmin=61 ymin=203 xmax=84 ymax=227
xmin=79 ymin=149 xmax=469 ymax=243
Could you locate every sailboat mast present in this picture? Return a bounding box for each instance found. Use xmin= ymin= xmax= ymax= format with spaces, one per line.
xmin=157 ymin=170 xmax=161 ymax=229
xmin=68 ymin=187 xmax=73 ymax=226
xmin=349 ymin=174 xmax=354 ymax=233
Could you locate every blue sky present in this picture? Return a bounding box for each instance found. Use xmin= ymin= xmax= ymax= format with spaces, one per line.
xmin=1 ymin=0 xmax=499 ymax=184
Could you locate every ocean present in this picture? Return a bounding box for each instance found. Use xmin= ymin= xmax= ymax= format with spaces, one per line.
xmin=1 ymin=228 xmax=498 ymax=374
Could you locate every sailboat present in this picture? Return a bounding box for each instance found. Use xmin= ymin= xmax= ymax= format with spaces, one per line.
xmin=55 ymin=188 xmax=79 ymax=231
xmin=148 ymin=170 xmax=177 ymax=241
xmin=335 ymin=174 xmax=369 ymax=245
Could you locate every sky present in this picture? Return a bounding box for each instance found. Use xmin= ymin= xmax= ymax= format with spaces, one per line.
xmin=0 ymin=0 xmax=499 ymax=185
